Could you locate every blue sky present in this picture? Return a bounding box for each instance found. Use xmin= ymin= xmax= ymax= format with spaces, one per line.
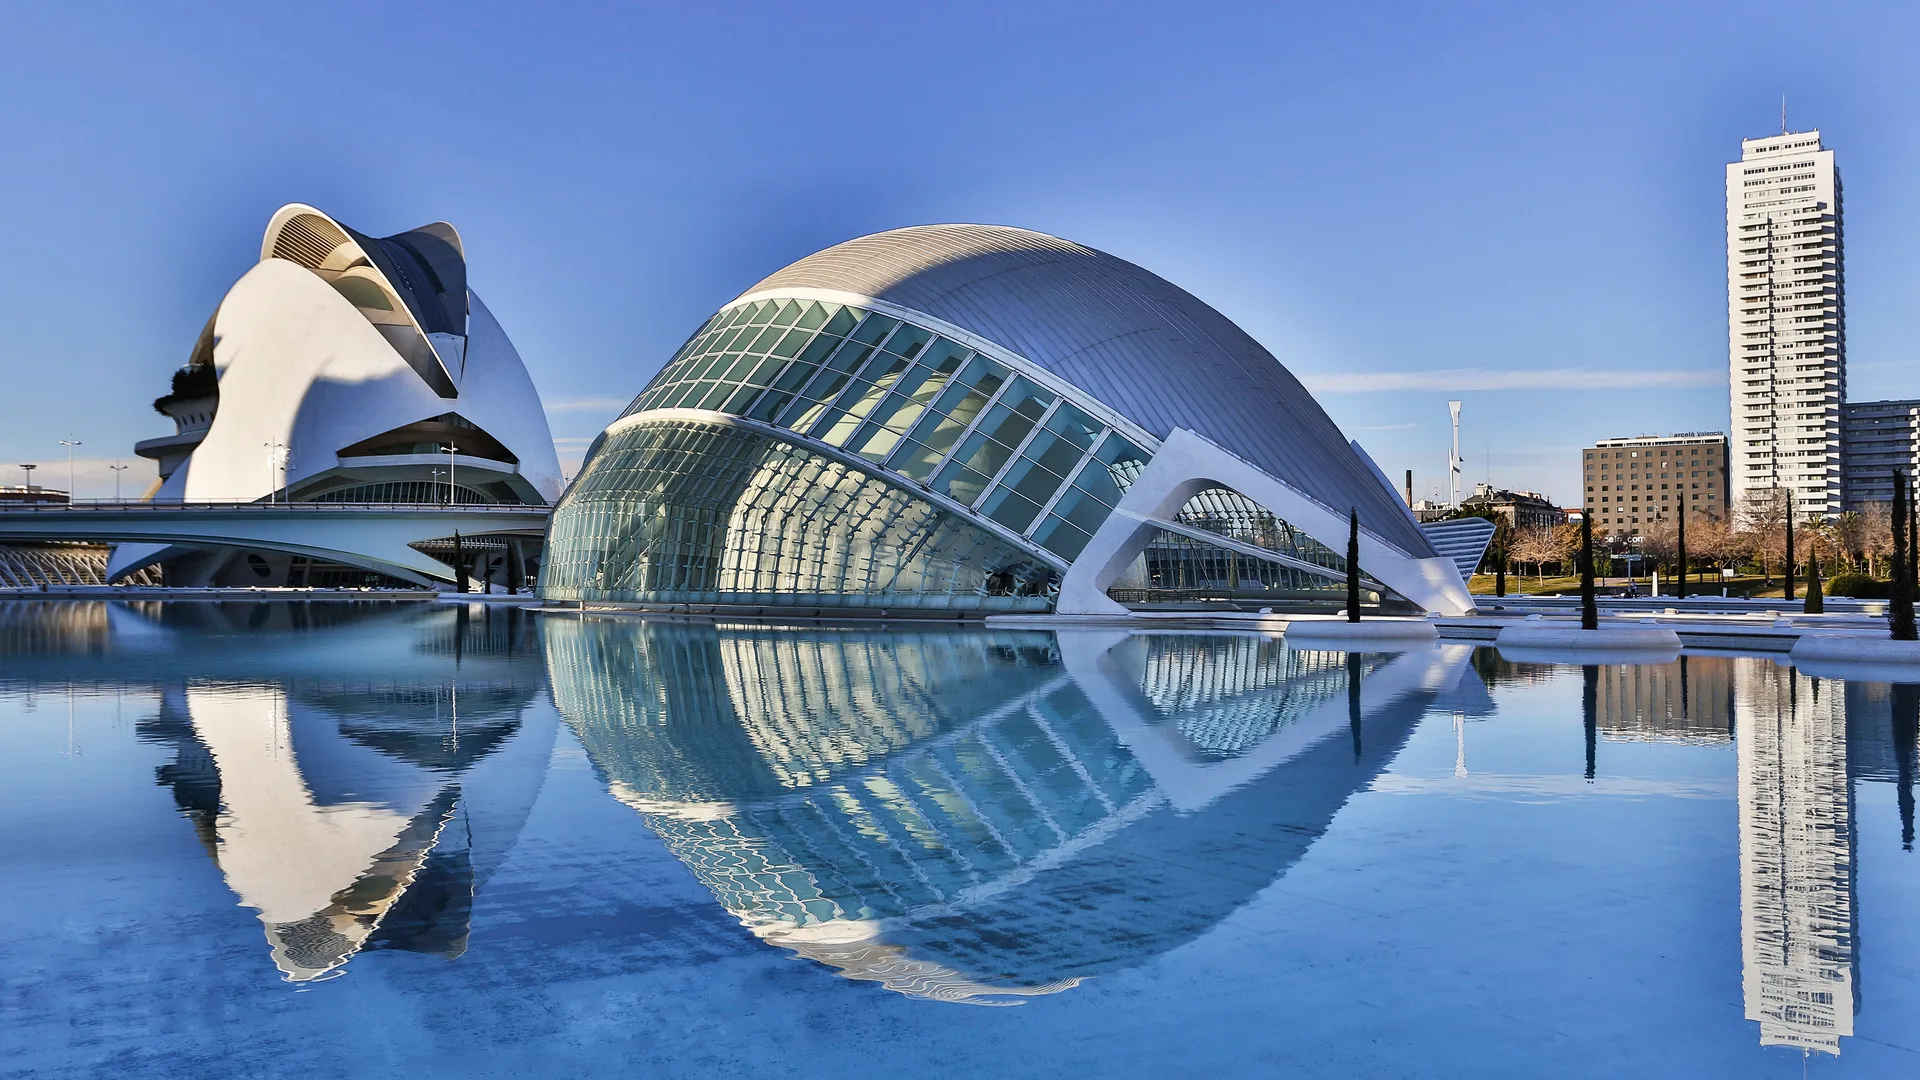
xmin=3 ymin=1 xmax=1916 ymax=501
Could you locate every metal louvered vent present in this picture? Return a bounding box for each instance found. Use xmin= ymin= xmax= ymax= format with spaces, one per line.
xmin=270 ymin=214 xmax=351 ymax=269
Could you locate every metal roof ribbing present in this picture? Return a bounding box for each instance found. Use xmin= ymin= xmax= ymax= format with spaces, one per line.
xmin=744 ymin=225 xmax=1433 ymax=556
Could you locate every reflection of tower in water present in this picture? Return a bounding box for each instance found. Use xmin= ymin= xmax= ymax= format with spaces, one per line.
xmin=1737 ymin=664 xmax=1856 ymax=1055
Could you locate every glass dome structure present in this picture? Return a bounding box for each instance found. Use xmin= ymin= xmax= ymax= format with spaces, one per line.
xmin=541 ymin=225 xmax=1478 ymax=614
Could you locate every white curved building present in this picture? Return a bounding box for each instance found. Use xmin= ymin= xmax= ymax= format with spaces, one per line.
xmin=542 ymin=225 xmax=1477 ymax=614
xmin=117 ymin=204 xmax=561 ymax=585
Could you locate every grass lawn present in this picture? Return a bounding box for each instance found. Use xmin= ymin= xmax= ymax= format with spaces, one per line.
xmin=1469 ymin=572 xmax=1784 ymax=598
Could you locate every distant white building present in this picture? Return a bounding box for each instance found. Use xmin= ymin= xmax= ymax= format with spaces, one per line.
xmin=1726 ymin=131 xmax=1846 ymax=518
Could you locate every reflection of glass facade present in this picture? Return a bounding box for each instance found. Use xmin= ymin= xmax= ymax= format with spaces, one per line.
xmin=544 ymin=295 xmax=1157 ymax=607
xmin=542 ymin=618 xmax=1440 ymax=1001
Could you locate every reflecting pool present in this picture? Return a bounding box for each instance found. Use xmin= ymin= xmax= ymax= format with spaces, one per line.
xmin=1 ymin=601 xmax=1915 ymax=1077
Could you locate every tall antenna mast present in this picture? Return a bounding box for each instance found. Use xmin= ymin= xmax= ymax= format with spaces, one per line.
xmin=1448 ymin=400 xmax=1463 ymax=508
xmin=1781 ymin=93 xmax=1787 ymax=135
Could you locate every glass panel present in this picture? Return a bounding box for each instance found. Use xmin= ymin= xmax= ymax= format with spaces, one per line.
xmin=696 ymin=381 xmax=733 ymax=410
xmin=849 ymin=313 xmax=899 ymax=346
xmin=770 ymin=300 xmax=803 ymax=327
xmin=973 ymin=402 xmax=1038 ymax=455
xmin=981 ymin=487 xmax=1043 ymax=533
xmin=1024 ymin=430 xmax=1084 ymax=479
xmin=1034 ymin=514 xmax=1092 ymax=560
xmin=746 ymin=356 xmax=787 ymax=386
xmin=723 ymin=384 xmax=760 ymax=414
xmin=889 ymin=440 xmax=947 ymax=483
xmin=771 ymin=327 xmax=812 ymax=358
xmin=932 ymin=460 xmax=993 ymax=507
xmin=816 ymin=381 xmax=894 ymax=446
xmin=794 ymin=301 xmax=831 ymax=331
xmin=849 ymin=424 xmax=905 ymax=464
xmin=745 ymin=391 xmax=791 ymax=423
xmin=880 ymin=324 xmax=932 ymax=361
xmin=1043 ymin=402 xmax=1101 ymax=452
xmin=821 ymin=306 xmax=861 ymax=337
xmin=1049 ymin=485 xmax=1112 ymax=534
xmin=918 ymin=339 xmax=969 ymax=374
xmin=1000 ymin=451 xmax=1072 ymax=505
xmin=747 ymin=326 xmax=786 ymax=353
xmin=794 ymin=332 xmax=844 ymax=368
xmin=1088 ymin=435 xmax=1152 ymax=496
xmin=1067 ymin=457 xmax=1124 ymax=509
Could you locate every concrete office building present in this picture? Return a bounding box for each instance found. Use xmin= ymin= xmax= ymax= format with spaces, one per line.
xmin=1581 ymin=433 xmax=1729 ymax=535
xmin=1727 ymin=131 xmax=1846 ymax=518
xmin=1841 ymin=399 xmax=1920 ymax=508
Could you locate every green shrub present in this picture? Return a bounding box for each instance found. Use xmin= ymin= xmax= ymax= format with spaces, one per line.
xmin=1826 ymin=573 xmax=1889 ymax=599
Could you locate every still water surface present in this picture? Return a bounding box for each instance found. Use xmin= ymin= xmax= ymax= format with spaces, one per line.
xmin=1 ymin=601 xmax=1915 ymax=1077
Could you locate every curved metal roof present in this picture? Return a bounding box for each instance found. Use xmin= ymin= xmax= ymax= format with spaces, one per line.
xmin=743 ymin=225 xmax=1430 ymax=556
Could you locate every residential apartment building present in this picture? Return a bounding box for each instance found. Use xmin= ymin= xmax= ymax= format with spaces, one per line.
xmin=1581 ymin=433 xmax=1729 ymax=535
xmin=1841 ymin=399 xmax=1920 ymax=508
xmin=1727 ymin=130 xmax=1846 ymax=518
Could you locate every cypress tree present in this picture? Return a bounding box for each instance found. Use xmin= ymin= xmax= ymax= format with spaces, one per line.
xmin=1804 ymin=546 xmax=1823 ymax=614
xmin=1893 ymin=471 xmax=1916 ymax=641
xmin=1580 ymin=510 xmax=1598 ymax=632
xmin=1346 ymin=508 xmax=1361 ymax=623
xmin=1676 ymin=506 xmax=1688 ymax=599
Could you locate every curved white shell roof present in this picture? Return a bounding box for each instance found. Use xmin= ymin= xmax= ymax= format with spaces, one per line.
xmin=742 ymin=225 xmax=1427 ymax=555
xmin=171 ymin=206 xmax=561 ymax=505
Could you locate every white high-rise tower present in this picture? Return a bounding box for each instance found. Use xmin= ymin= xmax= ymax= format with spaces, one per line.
xmin=1727 ymin=129 xmax=1846 ymax=518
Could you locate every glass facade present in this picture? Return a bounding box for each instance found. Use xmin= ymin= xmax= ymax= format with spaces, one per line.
xmin=547 ymin=295 xmax=1374 ymax=612
xmin=540 ymin=418 xmax=1055 ymax=609
xmin=613 ymin=297 xmax=1152 ymax=564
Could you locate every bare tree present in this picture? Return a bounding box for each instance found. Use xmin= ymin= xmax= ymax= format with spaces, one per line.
xmin=1510 ymin=524 xmax=1561 ymax=583
xmin=1856 ymin=501 xmax=1894 ymax=578
xmin=1639 ymin=516 xmax=1679 ymax=577
xmin=1738 ymin=489 xmax=1788 ymax=583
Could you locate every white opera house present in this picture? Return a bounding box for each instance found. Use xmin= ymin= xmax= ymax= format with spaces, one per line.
xmin=117 ymin=204 xmax=561 ymax=588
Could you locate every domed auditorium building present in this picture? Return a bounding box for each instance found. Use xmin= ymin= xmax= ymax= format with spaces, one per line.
xmin=541 ymin=226 xmax=1483 ymax=615
xmin=117 ymin=204 xmax=562 ymax=587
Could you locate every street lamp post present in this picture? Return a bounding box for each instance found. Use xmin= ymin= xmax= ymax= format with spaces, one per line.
xmin=58 ymin=437 xmax=81 ymax=500
xmin=109 ymin=462 xmax=128 ymax=501
xmin=439 ymin=444 xmax=459 ymax=505
xmin=18 ymin=464 xmax=36 ymax=491
xmin=262 ymin=440 xmax=287 ymax=504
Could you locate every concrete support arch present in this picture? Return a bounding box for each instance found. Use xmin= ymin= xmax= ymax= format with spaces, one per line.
xmin=1056 ymin=429 xmax=1475 ymax=616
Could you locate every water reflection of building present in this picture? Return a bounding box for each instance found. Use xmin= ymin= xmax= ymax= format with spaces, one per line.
xmin=1595 ymin=656 xmax=1735 ymax=745
xmin=545 ymin=618 xmax=1472 ymax=1002
xmin=1736 ymin=662 xmax=1856 ymax=1055
xmin=0 ymin=601 xmax=557 ymax=982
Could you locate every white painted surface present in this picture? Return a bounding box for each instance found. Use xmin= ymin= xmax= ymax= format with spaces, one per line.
xmin=1057 ymin=428 xmax=1475 ymax=617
